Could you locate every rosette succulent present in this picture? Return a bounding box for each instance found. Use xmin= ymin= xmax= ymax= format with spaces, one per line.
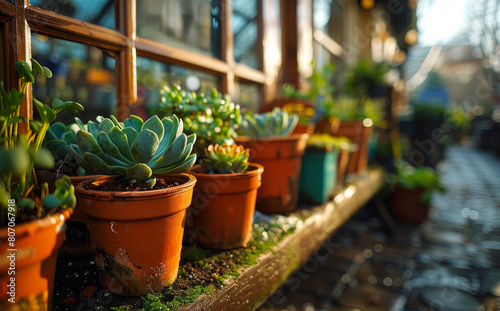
xmin=239 ymin=107 xmax=298 ymax=138
xmin=200 ymin=144 xmax=250 ymax=174
xmin=70 ymin=114 xmax=197 ymax=189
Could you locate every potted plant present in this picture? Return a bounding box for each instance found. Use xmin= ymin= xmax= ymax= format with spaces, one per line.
xmin=72 ymin=114 xmax=197 ymax=296
xmin=0 ymin=59 xmax=80 ymax=309
xmin=388 ymin=160 xmax=445 ymax=224
xmin=235 ymin=107 xmax=308 ymax=214
xmin=320 ymin=96 xmax=386 ymax=174
xmin=299 ymin=134 xmax=352 ymax=204
xmin=188 ymin=143 xmax=263 ymax=250
xmin=156 ymin=84 xmax=242 ymax=154
xmin=41 ymin=117 xmax=102 ymax=246
xmin=344 ymin=59 xmax=391 ymax=98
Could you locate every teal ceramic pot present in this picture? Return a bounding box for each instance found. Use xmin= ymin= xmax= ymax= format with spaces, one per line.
xmin=299 ymin=148 xmax=339 ymax=204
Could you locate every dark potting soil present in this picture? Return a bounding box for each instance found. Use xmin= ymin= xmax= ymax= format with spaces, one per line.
xmin=84 ymin=178 xmax=180 ymax=192
xmin=52 ymin=241 xmax=239 ymax=310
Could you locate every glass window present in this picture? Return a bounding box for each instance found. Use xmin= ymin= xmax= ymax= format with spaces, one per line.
xmin=136 ymin=57 xmax=221 ymax=119
xmin=137 ymin=0 xmax=221 ymax=59
xmin=232 ymin=0 xmax=259 ymax=69
xmin=30 ymin=0 xmax=115 ymax=30
xmin=234 ymin=81 xmax=260 ymax=112
xmin=314 ymin=0 xmax=343 ymax=44
xmin=31 ymin=34 xmax=116 ymax=124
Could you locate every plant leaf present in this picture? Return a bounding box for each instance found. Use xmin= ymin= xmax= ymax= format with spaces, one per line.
xmin=130 ymin=128 xmax=159 ymax=164
xmin=15 ymin=61 xmax=34 ymax=83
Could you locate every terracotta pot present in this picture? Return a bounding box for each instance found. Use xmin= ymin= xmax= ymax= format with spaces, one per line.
xmin=235 ymin=134 xmax=308 ymax=214
xmin=75 ymin=174 xmax=196 ymax=296
xmin=188 ymin=163 xmax=264 ymax=250
xmin=0 ymin=209 xmax=72 ymax=310
xmin=332 ymin=121 xmax=373 ymax=175
xmin=391 ymin=187 xmax=430 ymax=224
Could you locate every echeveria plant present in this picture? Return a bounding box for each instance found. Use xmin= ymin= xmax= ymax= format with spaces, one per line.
xmin=71 ymin=114 xmax=197 ymax=189
xmin=200 ymin=144 xmax=249 ymax=174
xmin=239 ymin=107 xmax=298 ymax=138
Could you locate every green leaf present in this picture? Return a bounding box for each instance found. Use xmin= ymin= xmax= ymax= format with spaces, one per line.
xmin=31 ymin=58 xmax=44 ymax=75
xmin=77 ymin=130 xmax=103 ymax=154
xmin=8 ymin=148 xmax=30 ymax=175
xmin=29 ymin=120 xmax=43 ymax=133
xmin=153 ymin=154 xmax=196 ymax=175
xmin=87 ymin=120 xmax=99 ymax=138
xmin=99 ymin=118 xmax=115 ymax=134
xmin=66 ymin=101 xmax=84 ymax=112
xmin=74 ymin=117 xmax=85 ymax=130
xmin=83 ymin=152 xmax=113 ymax=174
xmin=122 ymin=127 xmax=138 ymax=147
xmin=15 ymin=61 xmax=34 ymax=83
xmin=109 ymin=126 xmax=134 ymax=162
xmin=126 ymin=115 xmax=144 ymax=133
xmin=42 ymin=66 xmax=53 ymax=78
xmin=6 ymin=116 xmax=25 ymax=126
xmin=19 ymin=198 xmax=36 ymax=210
xmin=130 ymin=129 xmax=159 ymax=164
xmin=34 ymin=148 xmax=55 ymax=169
xmin=152 ymin=133 xmax=187 ymax=169
xmin=49 ymin=122 xmax=67 ymax=138
xmin=109 ymin=115 xmax=122 ymax=128
xmin=62 ymin=131 xmax=78 ymax=145
xmin=142 ymin=115 xmax=165 ymax=142
xmin=97 ymin=131 xmax=133 ymax=165
xmin=43 ymin=194 xmax=63 ymax=209
xmin=126 ymin=163 xmax=153 ymax=181
xmin=69 ymin=144 xmax=84 ymax=165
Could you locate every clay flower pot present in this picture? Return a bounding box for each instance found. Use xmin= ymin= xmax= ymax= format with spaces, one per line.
xmin=188 ymin=163 xmax=264 ymax=250
xmin=333 ymin=120 xmax=373 ymax=175
xmin=236 ymin=134 xmax=308 ymax=214
xmin=75 ymin=173 xmax=196 ymax=296
xmin=391 ymin=187 xmax=430 ymax=224
xmin=299 ymin=149 xmax=339 ymax=204
xmin=0 ymin=209 xmax=72 ymax=310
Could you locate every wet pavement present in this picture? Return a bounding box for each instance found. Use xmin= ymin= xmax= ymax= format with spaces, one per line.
xmin=258 ymin=145 xmax=500 ymax=311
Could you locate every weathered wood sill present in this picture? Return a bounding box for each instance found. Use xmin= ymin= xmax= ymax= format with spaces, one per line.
xmin=180 ymin=167 xmax=385 ymax=311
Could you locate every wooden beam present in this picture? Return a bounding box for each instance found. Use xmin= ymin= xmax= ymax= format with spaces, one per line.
xmin=25 ymin=6 xmax=128 ymax=51
xmin=180 ymin=167 xmax=385 ymax=311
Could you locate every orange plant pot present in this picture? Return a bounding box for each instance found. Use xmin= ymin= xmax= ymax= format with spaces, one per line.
xmin=0 ymin=209 xmax=72 ymax=310
xmin=75 ymin=174 xmax=196 ymax=296
xmin=333 ymin=121 xmax=373 ymax=175
xmin=236 ymin=134 xmax=308 ymax=214
xmin=391 ymin=187 xmax=430 ymax=224
xmin=188 ymin=163 xmax=264 ymax=250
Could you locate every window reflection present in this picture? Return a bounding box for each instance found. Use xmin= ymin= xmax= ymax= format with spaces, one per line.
xmin=234 ymin=81 xmax=260 ymax=112
xmin=31 ymin=34 xmax=116 ymax=124
xmin=137 ymin=0 xmax=221 ymax=58
xmin=30 ymin=0 xmax=115 ymax=30
xmin=232 ymin=0 xmax=259 ymax=69
xmin=136 ymin=57 xmax=221 ymax=119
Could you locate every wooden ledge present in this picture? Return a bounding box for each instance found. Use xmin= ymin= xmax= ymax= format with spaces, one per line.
xmin=180 ymin=167 xmax=385 ymax=311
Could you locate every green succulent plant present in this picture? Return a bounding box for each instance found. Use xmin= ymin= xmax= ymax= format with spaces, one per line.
xmin=322 ymin=96 xmax=386 ymax=127
xmin=70 ymin=114 xmax=197 ymax=189
xmin=0 ymin=58 xmax=81 ymax=225
xmin=239 ymin=107 xmax=298 ymax=138
xmin=200 ymin=144 xmax=250 ymax=174
xmin=156 ymin=84 xmax=241 ymax=153
xmin=389 ymin=160 xmax=445 ymax=205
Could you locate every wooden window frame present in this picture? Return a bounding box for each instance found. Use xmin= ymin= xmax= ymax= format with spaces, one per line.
xmin=0 ymin=0 xmax=267 ymax=123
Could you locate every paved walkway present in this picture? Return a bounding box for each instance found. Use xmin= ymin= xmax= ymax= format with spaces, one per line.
xmin=258 ymin=145 xmax=500 ymax=311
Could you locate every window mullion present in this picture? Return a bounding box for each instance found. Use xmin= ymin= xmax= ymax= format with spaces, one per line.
xmin=15 ymin=0 xmax=31 ymax=132
xmin=115 ymin=0 xmax=136 ymax=120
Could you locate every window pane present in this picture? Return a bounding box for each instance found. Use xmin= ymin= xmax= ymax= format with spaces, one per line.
xmin=234 ymin=81 xmax=260 ymax=112
xmin=30 ymin=0 xmax=115 ymax=30
xmin=137 ymin=0 xmax=221 ymax=59
xmin=314 ymin=0 xmax=343 ymax=43
xmin=232 ymin=0 xmax=259 ymax=69
xmin=136 ymin=57 xmax=221 ymax=118
xmin=31 ymin=34 xmax=116 ymax=124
